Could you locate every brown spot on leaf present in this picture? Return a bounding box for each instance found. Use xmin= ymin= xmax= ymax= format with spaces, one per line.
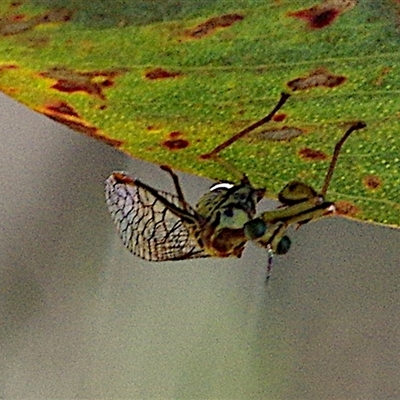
xmin=146 ymin=125 xmax=163 ymax=132
xmin=363 ymin=175 xmax=382 ymax=190
xmin=0 ymin=8 xmax=73 ymax=36
xmin=39 ymin=67 xmax=129 ymax=100
xmin=40 ymin=101 xmax=123 ymax=148
xmin=199 ymin=153 xmax=212 ymax=160
xmin=373 ymin=67 xmax=392 ymax=86
xmin=169 ymin=131 xmax=182 ymax=138
xmin=334 ymin=200 xmax=360 ymax=217
xmin=11 ymin=14 xmax=25 ymax=22
xmin=185 ymin=14 xmax=244 ymax=38
xmin=45 ymin=101 xmax=80 ymax=118
xmin=0 ymin=64 xmax=18 ymax=71
xmin=254 ymin=126 xmax=304 ymax=142
xmin=288 ymin=7 xmax=339 ymax=28
xmin=287 ymin=0 xmax=356 ymax=29
xmin=272 ymin=113 xmax=287 ymax=122
xmin=299 ymin=147 xmax=328 ymax=161
xmin=25 ymin=35 xmax=50 ymax=48
xmin=288 ymin=68 xmax=346 ymax=91
xmin=162 ymin=139 xmax=189 ymax=150
xmin=145 ymin=68 xmax=181 ymax=80
xmin=1 ymin=87 xmax=18 ymax=95
xmin=38 ymin=8 xmax=73 ymax=23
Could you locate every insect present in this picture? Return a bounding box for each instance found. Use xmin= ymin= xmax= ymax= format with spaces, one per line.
xmin=105 ymin=94 xmax=366 ymax=270
xmin=105 ymin=167 xmax=266 ymax=261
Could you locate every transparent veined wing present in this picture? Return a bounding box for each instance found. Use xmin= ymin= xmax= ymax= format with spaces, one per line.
xmin=105 ymin=172 xmax=210 ymax=261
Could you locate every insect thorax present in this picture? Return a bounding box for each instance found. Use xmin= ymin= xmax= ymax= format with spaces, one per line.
xmin=193 ymin=180 xmax=265 ymax=257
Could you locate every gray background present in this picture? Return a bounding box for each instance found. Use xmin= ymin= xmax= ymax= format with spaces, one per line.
xmin=0 ymin=93 xmax=399 ymax=399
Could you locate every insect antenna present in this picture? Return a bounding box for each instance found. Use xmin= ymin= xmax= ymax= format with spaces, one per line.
xmin=321 ymin=121 xmax=366 ymax=196
xmin=201 ymin=92 xmax=291 ymax=159
xmin=209 ymin=155 xmax=249 ymax=182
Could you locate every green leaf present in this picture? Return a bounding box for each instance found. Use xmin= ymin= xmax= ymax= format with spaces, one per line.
xmin=0 ymin=0 xmax=399 ymax=227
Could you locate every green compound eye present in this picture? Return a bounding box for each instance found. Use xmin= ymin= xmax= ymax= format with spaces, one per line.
xmin=276 ymin=235 xmax=291 ymax=255
xmin=244 ymin=219 xmax=291 ymax=255
xmin=244 ymin=218 xmax=266 ymax=240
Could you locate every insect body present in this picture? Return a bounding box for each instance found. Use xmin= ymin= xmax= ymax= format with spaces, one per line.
xmin=105 ymin=93 xmax=366 ymax=266
xmin=105 ymin=167 xmax=265 ymax=261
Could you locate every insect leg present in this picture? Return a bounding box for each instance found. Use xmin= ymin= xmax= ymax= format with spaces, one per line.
xmin=321 ymin=121 xmax=366 ymax=196
xmin=201 ymin=92 xmax=291 ymax=159
xmin=159 ymin=165 xmax=186 ymax=204
xmin=125 ymin=174 xmax=199 ymax=225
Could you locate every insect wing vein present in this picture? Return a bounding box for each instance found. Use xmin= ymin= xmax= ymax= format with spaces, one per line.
xmin=105 ymin=172 xmax=209 ymax=261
